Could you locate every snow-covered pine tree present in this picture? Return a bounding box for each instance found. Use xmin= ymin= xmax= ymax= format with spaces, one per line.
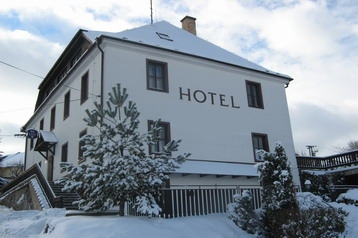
xmin=256 ymin=142 xmax=299 ymax=237
xmin=59 ymin=84 xmax=190 ymax=216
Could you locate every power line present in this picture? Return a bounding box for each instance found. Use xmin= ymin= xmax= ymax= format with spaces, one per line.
xmin=0 ymin=107 xmax=33 ymax=114
xmin=0 ymin=60 xmax=44 ymax=79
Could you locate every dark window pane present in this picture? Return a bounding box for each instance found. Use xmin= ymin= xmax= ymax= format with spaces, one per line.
xmin=252 ymin=133 xmax=269 ymax=161
xmin=64 ymin=90 xmax=70 ymax=119
xmin=50 ymin=106 xmax=56 ymax=130
xmin=61 ymin=142 xmax=68 ymax=162
xmin=148 ymin=121 xmax=171 ymax=154
xmin=146 ymin=60 xmax=168 ymax=92
xmin=246 ymin=81 xmax=263 ymax=108
xmin=81 ymin=72 xmax=89 ymax=104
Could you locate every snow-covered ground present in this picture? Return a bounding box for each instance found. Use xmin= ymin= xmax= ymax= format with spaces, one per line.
xmin=1 ymin=191 xmax=358 ymax=238
xmin=0 ymin=207 xmax=254 ymax=238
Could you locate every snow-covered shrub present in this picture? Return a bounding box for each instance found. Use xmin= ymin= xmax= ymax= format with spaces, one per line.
xmin=230 ymin=143 xmax=348 ymax=237
xmin=227 ymin=190 xmax=259 ymax=234
xmin=296 ymin=192 xmax=347 ymax=237
xmin=337 ymin=189 xmax=358 ymax=205
xmin=300 ymin=171 xmax=344 ymax=201
xmin=256 ymin=142 xmax=299 ymax=237
xmin=135 ymin=193 xmax=162 ymax=217
xmin=59 ymin=84 xmax=190 ymax=216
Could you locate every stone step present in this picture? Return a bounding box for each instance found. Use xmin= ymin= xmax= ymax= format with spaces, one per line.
xmin=49 ymin=181 xmax=81 ymax=210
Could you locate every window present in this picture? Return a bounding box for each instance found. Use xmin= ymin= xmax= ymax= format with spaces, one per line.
xmin=81 ymin=71 xmax=89 ymax=104
xmin=63 ymin=90 xmax=70 ymax=120
xmin=147 ymin=59 xmax=168 ymax=92
xmin=246 ymin=81 xmax=264 ymax=109
xmin=156 ymin=32 xmax=173 ymax=41
xmin=252 ymin=133 xmax=269 ymax=161
xmin=78 ymin=129 xmax=87 ymax=163
xmin=148 ymin=120 xmax=171 ymax=154
xmin=39 ymin=118 xmax=44 ymax=130
xmin=61 ymin=142 xmax=68 ymax=162
xmin=50 ymin=106 xmax=56 ymax=131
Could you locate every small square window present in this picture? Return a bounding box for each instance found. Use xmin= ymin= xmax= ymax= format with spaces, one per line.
xmin=146 ymin=60 xmax=169 ymax=93
xmin=252 ymin=133 xmax=269 ymax=161
xmin=148 ymin=120 xmax=171 ymax=154
xmin=246 ymin=81 xmax=264 ymax=109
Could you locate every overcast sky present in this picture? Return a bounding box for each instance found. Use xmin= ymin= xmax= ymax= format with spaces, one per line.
xmin=0 ymin=0 xmax=357 ymax=156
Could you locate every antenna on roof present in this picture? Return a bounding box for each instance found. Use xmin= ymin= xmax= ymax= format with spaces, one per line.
xmin=150 ymin=0 xmax=153 ymax=24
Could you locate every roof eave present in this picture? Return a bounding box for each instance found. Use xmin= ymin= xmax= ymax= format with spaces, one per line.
xmin=99 ymin=34 xmax=293 ymax=82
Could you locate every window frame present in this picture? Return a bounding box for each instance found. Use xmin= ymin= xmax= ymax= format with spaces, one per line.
xmin=50 ymin=106 xmax=56 ymax=131
xmin=148 ymin=120 xmax=171 ymax=154
xmin=63 ymin=90 xmax=71 ymax=120
xmin=81 ymin=71 xmax=89 ymax=104
xmin=146 ymin=59 xmax=169 ymax=93
xmin=246 ymin=80 xmax=264 ymax=109
xmin=251 ymin=133 xmax=269 ymax=162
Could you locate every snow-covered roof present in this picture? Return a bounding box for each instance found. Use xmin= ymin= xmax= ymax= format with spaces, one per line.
xmin=173 ymin=160 xmax=258 ymax=177
xmin=0 ymin=152 xmax=24 ymax=168
xmin=39 ymin=130 xmax=57 ymax=143
xmin=303 ymin=164 xmax=358 ymax=175
xmin=83 ymin=21 xmax=291 ymax=79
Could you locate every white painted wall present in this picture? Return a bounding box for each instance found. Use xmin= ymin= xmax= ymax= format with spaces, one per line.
xmin=24 ymin=37 xmax=299 ymax=187
xmin=101 ymin=38 xmax=299 ymax=185
xmin=25 ymin=50 xmax=102 ymax=180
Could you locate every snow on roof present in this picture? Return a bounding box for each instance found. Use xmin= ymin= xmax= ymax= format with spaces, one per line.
xmin=0 ymin=152 xmax=24 ymax=168
xmin=173 ymin=160 xmax=258 ymax=177
xmin=83 ymin=21 xmax=291 ymax=79
xmin=39 ymin=130 xmax=58 ymax=143
xmin=302 ymin=164 xmax=358 ymax=175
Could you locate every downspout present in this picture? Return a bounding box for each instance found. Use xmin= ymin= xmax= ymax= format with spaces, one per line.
xmin=95 ymin=37 xmax=104 ymax=106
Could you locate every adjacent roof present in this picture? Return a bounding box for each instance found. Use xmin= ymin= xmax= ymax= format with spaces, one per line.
xmin=0 ymin=152 xmax=24 ymax=168
xmin=83 ymin=21 xmax=292 ymax=79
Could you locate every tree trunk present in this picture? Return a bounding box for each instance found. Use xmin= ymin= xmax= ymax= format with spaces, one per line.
xmin=119 ymin=198 xmax=125 ymax=216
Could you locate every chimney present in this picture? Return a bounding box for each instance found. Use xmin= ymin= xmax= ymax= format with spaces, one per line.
xmin=181 ymin=16 xmax=197 ymax=35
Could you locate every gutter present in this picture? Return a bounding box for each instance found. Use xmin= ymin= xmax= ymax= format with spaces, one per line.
xmin=95 ymin=37 xmax=104 ymax=106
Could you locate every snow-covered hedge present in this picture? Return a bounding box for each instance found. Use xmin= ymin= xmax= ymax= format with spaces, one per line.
xmin=337 ymin=189 xmax=358 ymax=205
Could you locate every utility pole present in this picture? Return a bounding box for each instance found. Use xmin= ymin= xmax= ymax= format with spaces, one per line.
xmin=150 ymin=0 xmax=153 ymax=24
xmin=306 ymin=145 xmax=318 ymax=157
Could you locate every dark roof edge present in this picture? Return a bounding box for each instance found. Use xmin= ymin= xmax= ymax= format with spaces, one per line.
xmin=37 ymin=29 xmax=90 ymax=89
xmin=22 ymin=38 xmax=98 ymax=131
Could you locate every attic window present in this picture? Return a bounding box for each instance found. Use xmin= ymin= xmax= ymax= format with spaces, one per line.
xmin=156 ymin=32 xmax=173 ymax=41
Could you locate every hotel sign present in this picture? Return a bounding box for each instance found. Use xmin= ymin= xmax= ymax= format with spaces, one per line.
xmin=179 ymin=87 xmax=240 ymax=109
xmin=27 ymin=129 xmax=39 ymax=139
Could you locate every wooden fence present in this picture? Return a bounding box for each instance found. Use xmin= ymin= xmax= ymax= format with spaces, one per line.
xmin=129 ymin=185 xmax=262 ymax=218
xmin=296 ymin=149 xmax=358 ymax=170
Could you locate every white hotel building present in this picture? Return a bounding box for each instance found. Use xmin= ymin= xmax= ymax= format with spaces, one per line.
xmin=22 ymin=16 xmax=300 ymax=189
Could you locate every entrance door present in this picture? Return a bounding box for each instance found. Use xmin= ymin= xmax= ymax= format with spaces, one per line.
xmin=47 ymin=156 xmax=54 ymax=181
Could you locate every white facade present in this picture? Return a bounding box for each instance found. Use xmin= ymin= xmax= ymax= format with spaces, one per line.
xmin=23 ymin=19 xmax=299 ymax=188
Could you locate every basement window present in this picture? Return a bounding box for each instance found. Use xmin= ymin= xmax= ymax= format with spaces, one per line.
xmin=156 ymin=32 xmax=173 ymax=41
